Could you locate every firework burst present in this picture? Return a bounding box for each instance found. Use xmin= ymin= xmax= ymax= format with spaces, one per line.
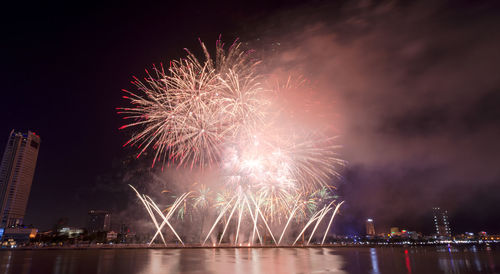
xmin=118 ymin=39 xmax=266 ymax=168
xmin=121 ymin=39 xmax=346 ymax=246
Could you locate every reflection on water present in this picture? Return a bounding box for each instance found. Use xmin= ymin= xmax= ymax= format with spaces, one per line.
xmin=0 ymin=246 xmax=497 ymax=274
xmin=404 ymin=249 xmax=412 ymax=274
xmin=370 ymin=248 xmax=379 ymax=274
xmin=135 ymin=248 xmax=345 ymax=274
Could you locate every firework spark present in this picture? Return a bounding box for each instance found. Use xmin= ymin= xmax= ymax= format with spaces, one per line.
xmin=121 ymin=39 xmax=345 ymax=246
xmin=118 ymin=39 xmax=266 ymax=168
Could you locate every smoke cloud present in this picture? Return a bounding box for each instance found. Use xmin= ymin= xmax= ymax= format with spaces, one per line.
xmin=104 ymin=1 xmax=500 ymax=236
xmin=253 ymin=0 xmax=500 ymax=233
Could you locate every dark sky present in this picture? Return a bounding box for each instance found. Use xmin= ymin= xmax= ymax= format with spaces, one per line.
xmin=1 ymin=0 xmax=499 ymax=235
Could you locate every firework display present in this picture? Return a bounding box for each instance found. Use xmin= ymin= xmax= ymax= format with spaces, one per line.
xmin=119 ymin=39 xmax=345 ymax=246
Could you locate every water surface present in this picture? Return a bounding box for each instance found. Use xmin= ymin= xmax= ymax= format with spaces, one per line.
xmin=0 ymin=246 xmax=498 ymax=273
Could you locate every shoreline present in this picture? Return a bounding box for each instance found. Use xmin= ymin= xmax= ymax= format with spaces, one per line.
xmin=2 ymin=242 xmax=497 ymax=251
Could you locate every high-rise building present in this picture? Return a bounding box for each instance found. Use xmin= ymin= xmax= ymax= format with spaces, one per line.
xmin=0 ymin=130 xmax=41 ymax=227
xmin=87 ymin=210 xmax=111 ymax=233
xmin=432 ymin=207 xmax=451 ymax=237
xmin=366 ymin=218 xmax=375 ymax=236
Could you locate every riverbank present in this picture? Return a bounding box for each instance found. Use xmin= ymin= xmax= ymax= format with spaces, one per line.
xmin=2 ymin=241 xmax=498 ymax=251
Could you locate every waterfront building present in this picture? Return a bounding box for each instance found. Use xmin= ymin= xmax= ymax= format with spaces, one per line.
xmin=106 ymin=231 xmax=117 ymax=241
xmin=366 ymin=219 xmax=375 ymax=236
xmin=390 ymin=227 xmax=400 ymax=236
xmin=57 ymin=227 xmax=84 ymax=238
xmin=401 ymin=230 xmax=420 ymax=240
xmin=0 ymin=130 xmax=41 ymax=227
xmin=87 ymin=210 xmax=111 ymax=233
xmin=432 ymin=207 xmax=451 ymax=237
xmin=0 ymin=227 xmax=37 ymax=245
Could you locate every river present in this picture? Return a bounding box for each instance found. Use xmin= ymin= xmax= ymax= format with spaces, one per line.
xmin=0 ymin=246 xmax=498 ymax=273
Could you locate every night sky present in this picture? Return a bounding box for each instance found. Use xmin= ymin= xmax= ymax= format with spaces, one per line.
xmin=1 ymin=0 xmax=500 ymax=235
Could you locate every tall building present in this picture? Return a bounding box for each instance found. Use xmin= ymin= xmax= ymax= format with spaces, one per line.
xmin=0 ymin=130 xmax=41 ymax=227
xmin=87 ymin=210 xmax=111 ymax=233
xmin=366 ymin=218 xmax=375 ymax=236
xmin=432 ymin=207 xmax=451 ymax=237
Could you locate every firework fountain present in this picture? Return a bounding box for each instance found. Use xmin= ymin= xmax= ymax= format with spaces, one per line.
xmin=118 ymin=38 xmax=345 ymax=246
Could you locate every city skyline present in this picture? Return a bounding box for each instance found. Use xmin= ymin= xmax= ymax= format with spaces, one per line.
xmin=0 ymin=128 xmax=492 ymax=237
